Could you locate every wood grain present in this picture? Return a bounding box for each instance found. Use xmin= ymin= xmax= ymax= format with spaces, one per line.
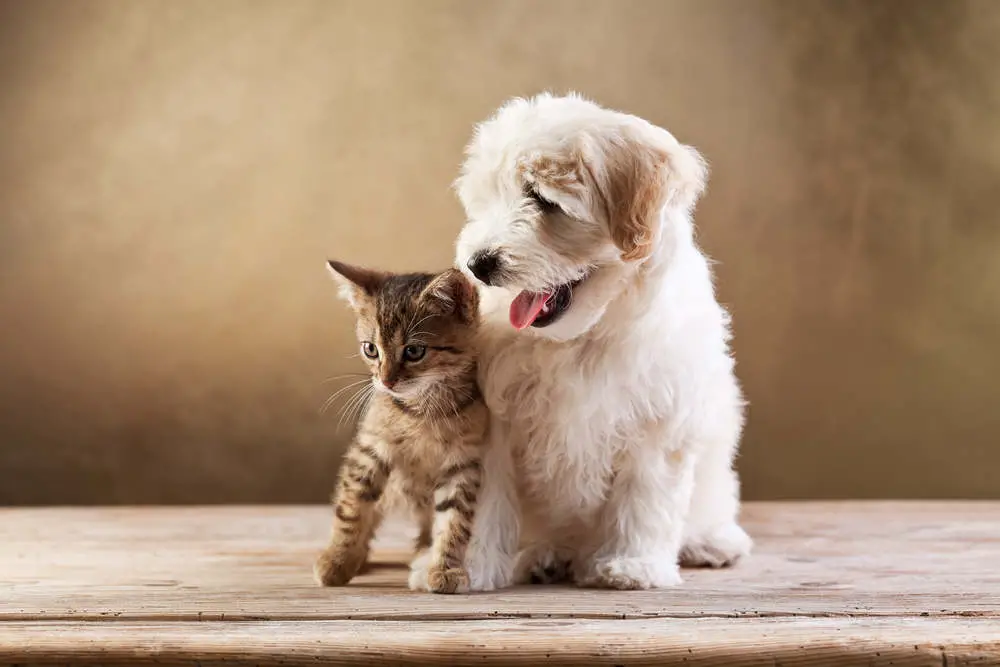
xmin=1 ymin=502 xmax=998 ymax=664
xmin=1 ymin=618 xmax=999 ymax=666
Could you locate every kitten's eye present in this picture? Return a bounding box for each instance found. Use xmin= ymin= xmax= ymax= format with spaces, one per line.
xmin=403 ymin=345 xmax=426 ymax=362
xmin=361 ymin=342 xmax=379 ymax=359
xmin=525 ymin=186 xmax=559 ymax=214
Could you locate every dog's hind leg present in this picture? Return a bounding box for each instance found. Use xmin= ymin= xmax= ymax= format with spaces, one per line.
xmin=679 ymin=436 xmax=752 ymax=568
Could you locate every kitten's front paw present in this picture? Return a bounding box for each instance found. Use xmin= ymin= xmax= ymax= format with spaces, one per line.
xmin=576 ymin=555 xmax=682 ymax=590
xmin=314 ymin=547 xmax=366 ymax=587
xmin=427 ymin=566 xmax=470 ymax=594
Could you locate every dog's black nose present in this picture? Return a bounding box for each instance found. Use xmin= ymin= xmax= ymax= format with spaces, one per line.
xmin=467 ymin=250 xmax=502 ymax=286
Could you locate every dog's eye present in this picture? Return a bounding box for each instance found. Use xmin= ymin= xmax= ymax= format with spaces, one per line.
xmin=526 ymin=187 xmax=559 ymax=214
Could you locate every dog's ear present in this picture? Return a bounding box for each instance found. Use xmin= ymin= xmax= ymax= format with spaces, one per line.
xmin=326 ymin=259 xmax=387 ymax=309
xmin=600 ymin=127 xmax=708 ymax=262
xmin=418 ymin=268 xmax=479 ymax=324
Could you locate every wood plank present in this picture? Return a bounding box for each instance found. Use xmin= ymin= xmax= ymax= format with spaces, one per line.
xmin=2 ymin=502 xmax=998 ymax=622
xmin=1 ymin=618 xmax=999 ymax=666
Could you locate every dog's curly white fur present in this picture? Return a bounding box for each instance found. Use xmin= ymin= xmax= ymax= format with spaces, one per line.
xmin=455 ymin=93 xmax=751 ymax=591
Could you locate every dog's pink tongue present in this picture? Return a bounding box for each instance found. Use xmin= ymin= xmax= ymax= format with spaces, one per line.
xmin=509 ymin=290 xmax=552 ymax=330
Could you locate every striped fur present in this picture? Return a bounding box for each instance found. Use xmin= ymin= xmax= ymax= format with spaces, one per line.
xmin=315 ymin=263 xmax=488 ymax=594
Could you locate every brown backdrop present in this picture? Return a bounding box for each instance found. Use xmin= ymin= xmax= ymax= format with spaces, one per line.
xmin=1 ymin=0 xmax=998 ymax=504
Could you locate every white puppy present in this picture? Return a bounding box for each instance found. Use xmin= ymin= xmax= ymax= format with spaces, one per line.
xmin=453 ymin=93 xmax=751 ymax=590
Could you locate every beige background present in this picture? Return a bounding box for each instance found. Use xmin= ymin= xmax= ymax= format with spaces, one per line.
xmin=1 ymin=0 xmax=998 ymax=504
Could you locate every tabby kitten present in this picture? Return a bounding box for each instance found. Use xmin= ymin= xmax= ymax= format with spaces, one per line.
xmin=314 ymin=260 xmax=487 ymax=594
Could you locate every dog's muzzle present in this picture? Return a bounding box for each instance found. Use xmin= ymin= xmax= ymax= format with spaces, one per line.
xmin=467 ymin=250 xmax=503 ymax=286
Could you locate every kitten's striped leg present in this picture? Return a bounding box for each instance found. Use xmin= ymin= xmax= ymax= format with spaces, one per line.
xmin=414 ymin=503 xmax=433 ymax=554
xmin=425 ymin=458 xmax=482 ymax=594
xmin=314 ymin=442 xmax=391 ymax=587
xmin=406 ymin=500 xmax=435 ymax=591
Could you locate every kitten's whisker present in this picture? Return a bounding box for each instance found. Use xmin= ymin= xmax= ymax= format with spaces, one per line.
xmin=405 ymin=313 xmax=436 ymax=339
xmin=336 ymin=386 xmax=371 ymax=430
xmin=321 ymin=377 xmax=370 ymax=403
xmin=342 ymin=384 xmax=371 ymax=418
xmin=341 ymin=385 xmax=374 ymax=430
xmin=346 ymin=385 xmax=374 ymax=426
xmin=403 ymin=309 xmax=421 ymax=338
xmin=357 ymin=388 xmax=374 ymax=422
xmin=321 ymin=379 xmax=371 ymax=414
xmin=353 ymin=387 xmax=374 ymax=425
xmin=321 ymin=377 xmax=370 ymax=397
xmin=407 ymin=327 xmax=435 ymax=341
xmin=322 ymin=373 xmax=369 ymax=385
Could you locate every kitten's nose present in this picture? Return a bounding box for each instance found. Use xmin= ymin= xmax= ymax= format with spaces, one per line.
xmin=467 ymin=250 xmax=501 ymax=286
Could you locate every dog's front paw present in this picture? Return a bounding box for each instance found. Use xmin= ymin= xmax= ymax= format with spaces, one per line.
xmin=680 ymin=522 xmax=752 ymax=568
xmin=464 ymin=542 xmax=515 ymax=592
xmin=577 ymin=556 xmax=682 ymax=590
xmin=407 ymin=550 xmax=432 ymax=591
xmin=314 ymin=547 xmax=366 ymax=587
xmin=427 ymin=566 xmax=470 ymax=594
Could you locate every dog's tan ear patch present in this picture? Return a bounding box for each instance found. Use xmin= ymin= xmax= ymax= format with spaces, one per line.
xmin=604 ymin=143 xmax=671 ymax=261
xmin=326 ymin=259 xmax=388 ymax=309
xmin=603 ymin=135 xmax=708 ymax=262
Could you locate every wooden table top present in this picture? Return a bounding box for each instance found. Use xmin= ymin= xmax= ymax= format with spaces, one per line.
xmin=1 ymin=502 xmax=998 ymax=665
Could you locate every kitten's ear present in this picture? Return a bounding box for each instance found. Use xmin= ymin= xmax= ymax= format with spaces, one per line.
xmin=326 ymin=259 xmax=387 ymax=308
xmin=419 ymin=269 xmax=479 ymax=324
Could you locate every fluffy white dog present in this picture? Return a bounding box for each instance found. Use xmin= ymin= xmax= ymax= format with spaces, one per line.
xmin=451 ymin=93 xmax=751 ymax=591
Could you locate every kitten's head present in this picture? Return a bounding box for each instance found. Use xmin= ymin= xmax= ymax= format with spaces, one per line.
xmin=327 ymin=260 xmax=480 ymax=405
